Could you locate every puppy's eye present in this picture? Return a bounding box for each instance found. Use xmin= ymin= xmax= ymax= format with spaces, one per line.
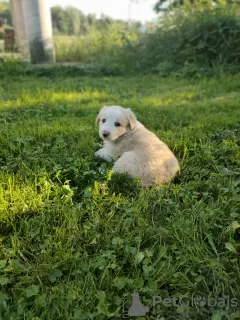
xmin=102 ymin=119 xmax=106 ymax=123
xmin=115 ymin=122 xmax=121 ymax=127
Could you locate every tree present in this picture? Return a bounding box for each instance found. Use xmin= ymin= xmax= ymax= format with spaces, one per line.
xmin=153 ymin=0 xmax=194 ymax=12
xmin=0 ymin=2 xmax=12 ymax=26
xmin=65 ymin=7 xmax=81 ymax=35
xmin=50 ymin=4 xmax=142 ymax=36
xmin=51 ymin=6 xmax=69 ymax=34
xmin=97 ymin=14 xmax=113 ymax=29
xmin=87 ymin=13 xmax=97 ymax=27
xmin=153 ymin=0 xmax=239 ymax=12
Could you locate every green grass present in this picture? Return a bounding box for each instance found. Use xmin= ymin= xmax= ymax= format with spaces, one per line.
xmin=0 ymin=72 xmax=240 ymax=319
xmin=54 ymin=28 xmax=138 ymax=66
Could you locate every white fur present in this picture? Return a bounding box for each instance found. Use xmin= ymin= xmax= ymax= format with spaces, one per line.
xmin=95 ymin=106 xmax=179 ymax=186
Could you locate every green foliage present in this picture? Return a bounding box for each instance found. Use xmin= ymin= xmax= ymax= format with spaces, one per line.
xmin=0 ymin=69 xmax=240 ymax=318
xmin=54 ymin=25 xmax=140 ymax=74
xmin=51 ymin=4 xmax=240 ymax=77
xmin=51 ymin=5 xmax=142 ymax=36
xmin=0 ymin=2 xmax=11 ymax=26
xmin=4 ymin=2 xmax=240 ymax=78
xmin=139 ymin=4 xmax=240 ymax=76
xmin=51 ymin=6 xmax=85 ymax=36
xmin=153 ymin=0 xmax=240 ymax=12
xmin=0 ymin=56 xmax=25 ymax=77
xmin=50 ymin=5 xmax=144 ymax=74
xmin=154 ymin=0 xmax=212 ymax=12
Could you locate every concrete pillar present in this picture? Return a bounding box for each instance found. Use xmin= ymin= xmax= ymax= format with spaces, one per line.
xmin=9 ymin=0 xmax=29 ymax=58
xmin=22 ymin=0 xmax=55 ymax=64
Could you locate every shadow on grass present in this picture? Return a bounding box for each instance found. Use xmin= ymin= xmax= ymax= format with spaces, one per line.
xmin=107 ymin=173 xmax=142 ymax=197
xmin=1 ymin=76 xmax=240 ymax=229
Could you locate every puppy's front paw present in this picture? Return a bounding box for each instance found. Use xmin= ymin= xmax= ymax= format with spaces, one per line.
xmin=95 ymin=149 xmax=113 ymax=162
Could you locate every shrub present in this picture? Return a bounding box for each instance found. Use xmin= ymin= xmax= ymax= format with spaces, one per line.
xmin=54 ymin=24 xmax=139 ymax=73
xmin=139 ymin=4 xmax=240 ymax=75
xmin=0 ymin=56 xmax=25 ymax=77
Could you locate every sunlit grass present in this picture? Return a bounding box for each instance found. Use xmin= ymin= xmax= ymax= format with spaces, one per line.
xmin=0 ymin=72 xmax=239 ymax=319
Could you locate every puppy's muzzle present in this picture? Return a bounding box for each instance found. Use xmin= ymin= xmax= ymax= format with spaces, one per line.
xmin=102 ymin=131 xmax=110 ymax=138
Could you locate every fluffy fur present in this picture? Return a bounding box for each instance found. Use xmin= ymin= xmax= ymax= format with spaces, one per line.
xmin=95 ymin=106 xmax=179 ymax=186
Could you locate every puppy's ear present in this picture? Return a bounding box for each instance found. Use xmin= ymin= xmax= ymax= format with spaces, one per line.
xmin=126 ymin=108 xmax=137 ymax=130
xmin=95 ymin=106 xmax=107 ymax=125
xmin=95 ymin=113 xmax=100 ymax=125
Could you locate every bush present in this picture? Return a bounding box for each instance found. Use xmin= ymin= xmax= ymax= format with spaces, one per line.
xmin=139 ymin=4 xmax=240 ymax=75
xmin=54 ymin=25 xmax=139 ymax=73
xmin=53 ymin=5 xmax=240 ymax=76
xmin=0 ymin=56 xmax=25 ymax=77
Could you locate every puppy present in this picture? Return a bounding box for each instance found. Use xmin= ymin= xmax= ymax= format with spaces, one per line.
xmin=95 ymin=106 xmax=179 ymax=186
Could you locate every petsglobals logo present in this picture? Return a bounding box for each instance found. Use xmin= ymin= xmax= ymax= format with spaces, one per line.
xmin=122 ymin=292 xmax=239 ymax=318
xmin=127 ymin=292 xmax=149 ymax=317
xmin=152 ymin=295 xmax=238 ymax=309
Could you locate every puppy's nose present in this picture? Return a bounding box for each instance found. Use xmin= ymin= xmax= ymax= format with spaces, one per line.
xmin=103 ymin=131 xmax=110 ymax=138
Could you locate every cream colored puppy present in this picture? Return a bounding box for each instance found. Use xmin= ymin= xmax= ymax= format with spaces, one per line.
xmin=95 ymin=106 xmax=179 ymax=186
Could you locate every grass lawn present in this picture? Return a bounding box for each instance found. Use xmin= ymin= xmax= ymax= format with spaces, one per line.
xmin=0 ymin=72 xmax=240 ymax=319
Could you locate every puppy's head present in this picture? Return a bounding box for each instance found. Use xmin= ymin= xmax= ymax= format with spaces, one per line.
xmin=96 ymin=106 xmax=137 ymax=141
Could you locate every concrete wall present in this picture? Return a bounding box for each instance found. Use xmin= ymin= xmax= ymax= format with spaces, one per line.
xmin=9 ymin=0 xmax=29 ymax=58
xmin=10 ymin=0 xmax=55 ymax=63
